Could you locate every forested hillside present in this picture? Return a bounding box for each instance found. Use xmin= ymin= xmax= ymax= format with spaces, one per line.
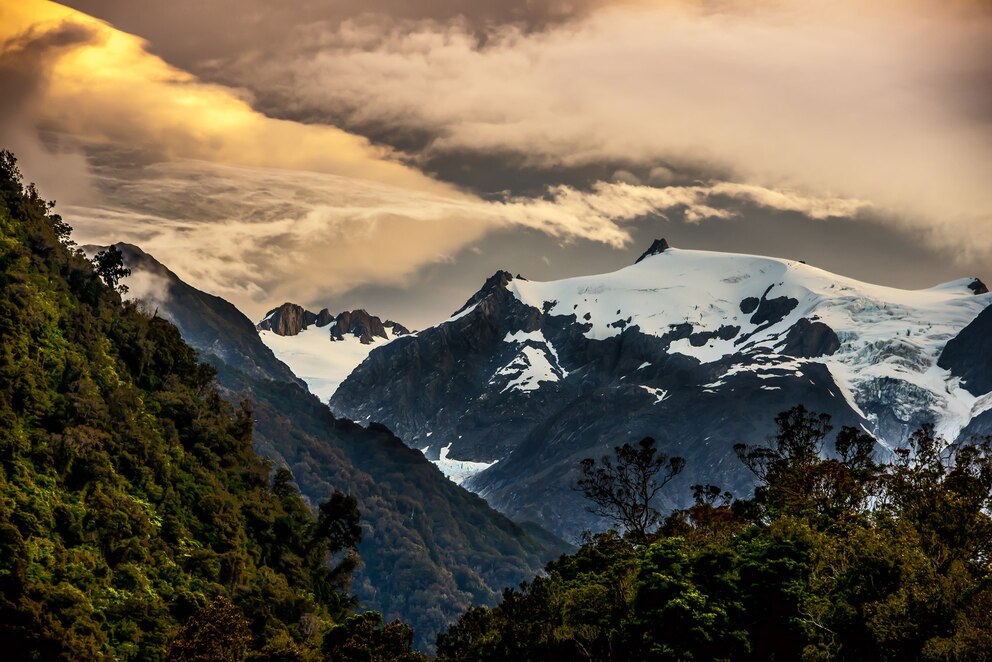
xmin=213 ymin=363 xmax=568 ymax=650
xmin=0 ymin=151 xmax=423 ymax=659
xmin=437 ymin=407 xmax=992 ymax=660
xmin=113 ymin=243 xmax=569 ymax=650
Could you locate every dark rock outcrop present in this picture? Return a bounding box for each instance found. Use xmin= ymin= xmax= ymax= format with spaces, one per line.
xmin=749 ymin=287 xmax=799 ymax=328
xmin=330 ymin=309 xmax=410 ymax=344
xmin=969 ymin=278 xmax=989 ymax=295
xmin=938 ymin=303 xmax=992 ymax=395
xmin=452 ymin=270 xmax=514 ymax=317
xmin=689 ymin=325 xmax=741 ymax=347
xmin=777 ymin=318 xmax=841 ymax=358
xmin=258 ymin=302 xmax=316 ymax=336
xmin=314 ymin=308 xmax=335 ymax=327
xmin=331 ymin=309 xmax=387 ymax=343
xmin=258 ymin=303 xmax=410 ymax=344
xmin=739 ymin=297 xmax=760 ymax=314
xmin=634 ymin=237 xmax=671 ymax=264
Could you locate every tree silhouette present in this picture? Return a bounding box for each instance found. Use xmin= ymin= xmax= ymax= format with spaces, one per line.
xmin=92 ymin=245 xmax=131 ymax=294
xmin=578 ymin=437 xmax=685 ymax=542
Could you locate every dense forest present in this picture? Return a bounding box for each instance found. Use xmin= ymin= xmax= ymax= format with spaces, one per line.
xmin=436 ymin=408 xmax=992 ymax=660
xmin=0 ymin=151 xmax=425 ymax=660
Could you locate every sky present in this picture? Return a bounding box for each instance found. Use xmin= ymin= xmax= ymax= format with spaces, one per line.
xmin=1 ymin=0 xmax=990 ymax=328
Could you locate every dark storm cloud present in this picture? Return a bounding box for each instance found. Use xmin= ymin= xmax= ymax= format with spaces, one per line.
xmin=58 ymin=0 xmax=685 ymax=195
xmin=66 ymin=1 xmax=992 ymax=241
xmin=205 ymin=1 xmax=992 ymax=261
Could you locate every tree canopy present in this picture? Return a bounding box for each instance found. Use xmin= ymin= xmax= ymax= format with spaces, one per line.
xmin=439 ymin=406 xmax=992 ymax=660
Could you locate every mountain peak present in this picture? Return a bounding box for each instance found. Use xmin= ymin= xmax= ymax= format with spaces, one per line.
xmin=452 ymin=270 xmax=515 ymax=317
xmin=634 ymin=238 xmax=671 ymax=264
xmin=331 ymin=309 xmax=411 ymax=344
xmin=257 ymin=302 xmax=316 ymax=336
xmin=969 ymin=278 xmax=989 ymax=295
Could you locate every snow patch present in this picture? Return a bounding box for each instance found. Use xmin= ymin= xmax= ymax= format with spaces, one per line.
xmin=259 ymin=324 xmax=402 ymax=403
xmin=431 ymin=444 xmax=497 ymax=485
xmin=639 ymin=385 xmax=669 ymax=404
xmin=491 ymin=330 xmax=569 ymax=393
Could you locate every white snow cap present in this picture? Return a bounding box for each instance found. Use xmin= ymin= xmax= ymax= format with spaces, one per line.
xmin=506 ymin=245 xmax=991 ymax=442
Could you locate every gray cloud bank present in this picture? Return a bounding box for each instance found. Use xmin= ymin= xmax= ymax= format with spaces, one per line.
xmin=208 ymin=1 xmax=992 ymax=259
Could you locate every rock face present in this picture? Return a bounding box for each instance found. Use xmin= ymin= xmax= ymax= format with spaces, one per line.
xmin=258 ymin=304 xmax=410 ymax=344
xmin=314 ymin=308 xmax=335 ymax=327
xmin=634 ymin=237 xmax=671 ymax=263
xmin=331 ymin=309 xmax=411 ymax=344
xmin=332 ymin=243 xmax=992 ymax=541
xmin=938 ymin=304 xmax=992 ymax=396
xmin=257 ymin=302 xmax=316 ymax=336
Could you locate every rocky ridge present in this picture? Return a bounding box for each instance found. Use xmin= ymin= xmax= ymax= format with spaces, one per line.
xmin=258 ymin=303 xmax=410 ymax=344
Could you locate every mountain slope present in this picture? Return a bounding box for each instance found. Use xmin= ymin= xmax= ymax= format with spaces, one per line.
xmin=109 ymin=243 xmax=304 ymax=388
xmin=331 ymin=240 xmax=992 ymax=539
xmin=117 ymin=246 xmax=568 ymax=649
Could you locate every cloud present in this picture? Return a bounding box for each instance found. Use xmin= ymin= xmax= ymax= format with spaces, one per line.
xmin=0 ymin=18 xmax=101 ymax=205
xmin=62 ymin=159 xmax=494 ymax=312
xmin=60 ymin=0 xmax=624 ymax=70
xmin=0 ymin=1 xmax=458 ymax=194
xmin=218 ymin=1 xmax=992 ymax=257
xmin=2 ymin=0 xmax=874 ymax=319
xmin=493 ymin=180 xmax=868 ymax=243
xmin=0 ymin=1 xmax=486 ymax=315
xmin=62 ymin=157 xmax=866 ymax=317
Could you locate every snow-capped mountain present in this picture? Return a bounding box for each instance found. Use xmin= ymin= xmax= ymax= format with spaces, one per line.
xmin=257 ymin=304 xmax=409 ymax=404
xmin=330 ymin=239 xmax=992 ymax=540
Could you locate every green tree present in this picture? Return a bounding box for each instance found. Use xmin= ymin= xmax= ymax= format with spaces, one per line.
xmin=632 ymin=537 xmax=748 ymax=660
xmin=166 ymin=596 xmax=251 ymax=662
xmin=323 ymin=611 xmax=428 ymax=662
xmin=735 ymin=405 xmax=877 ymax=520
